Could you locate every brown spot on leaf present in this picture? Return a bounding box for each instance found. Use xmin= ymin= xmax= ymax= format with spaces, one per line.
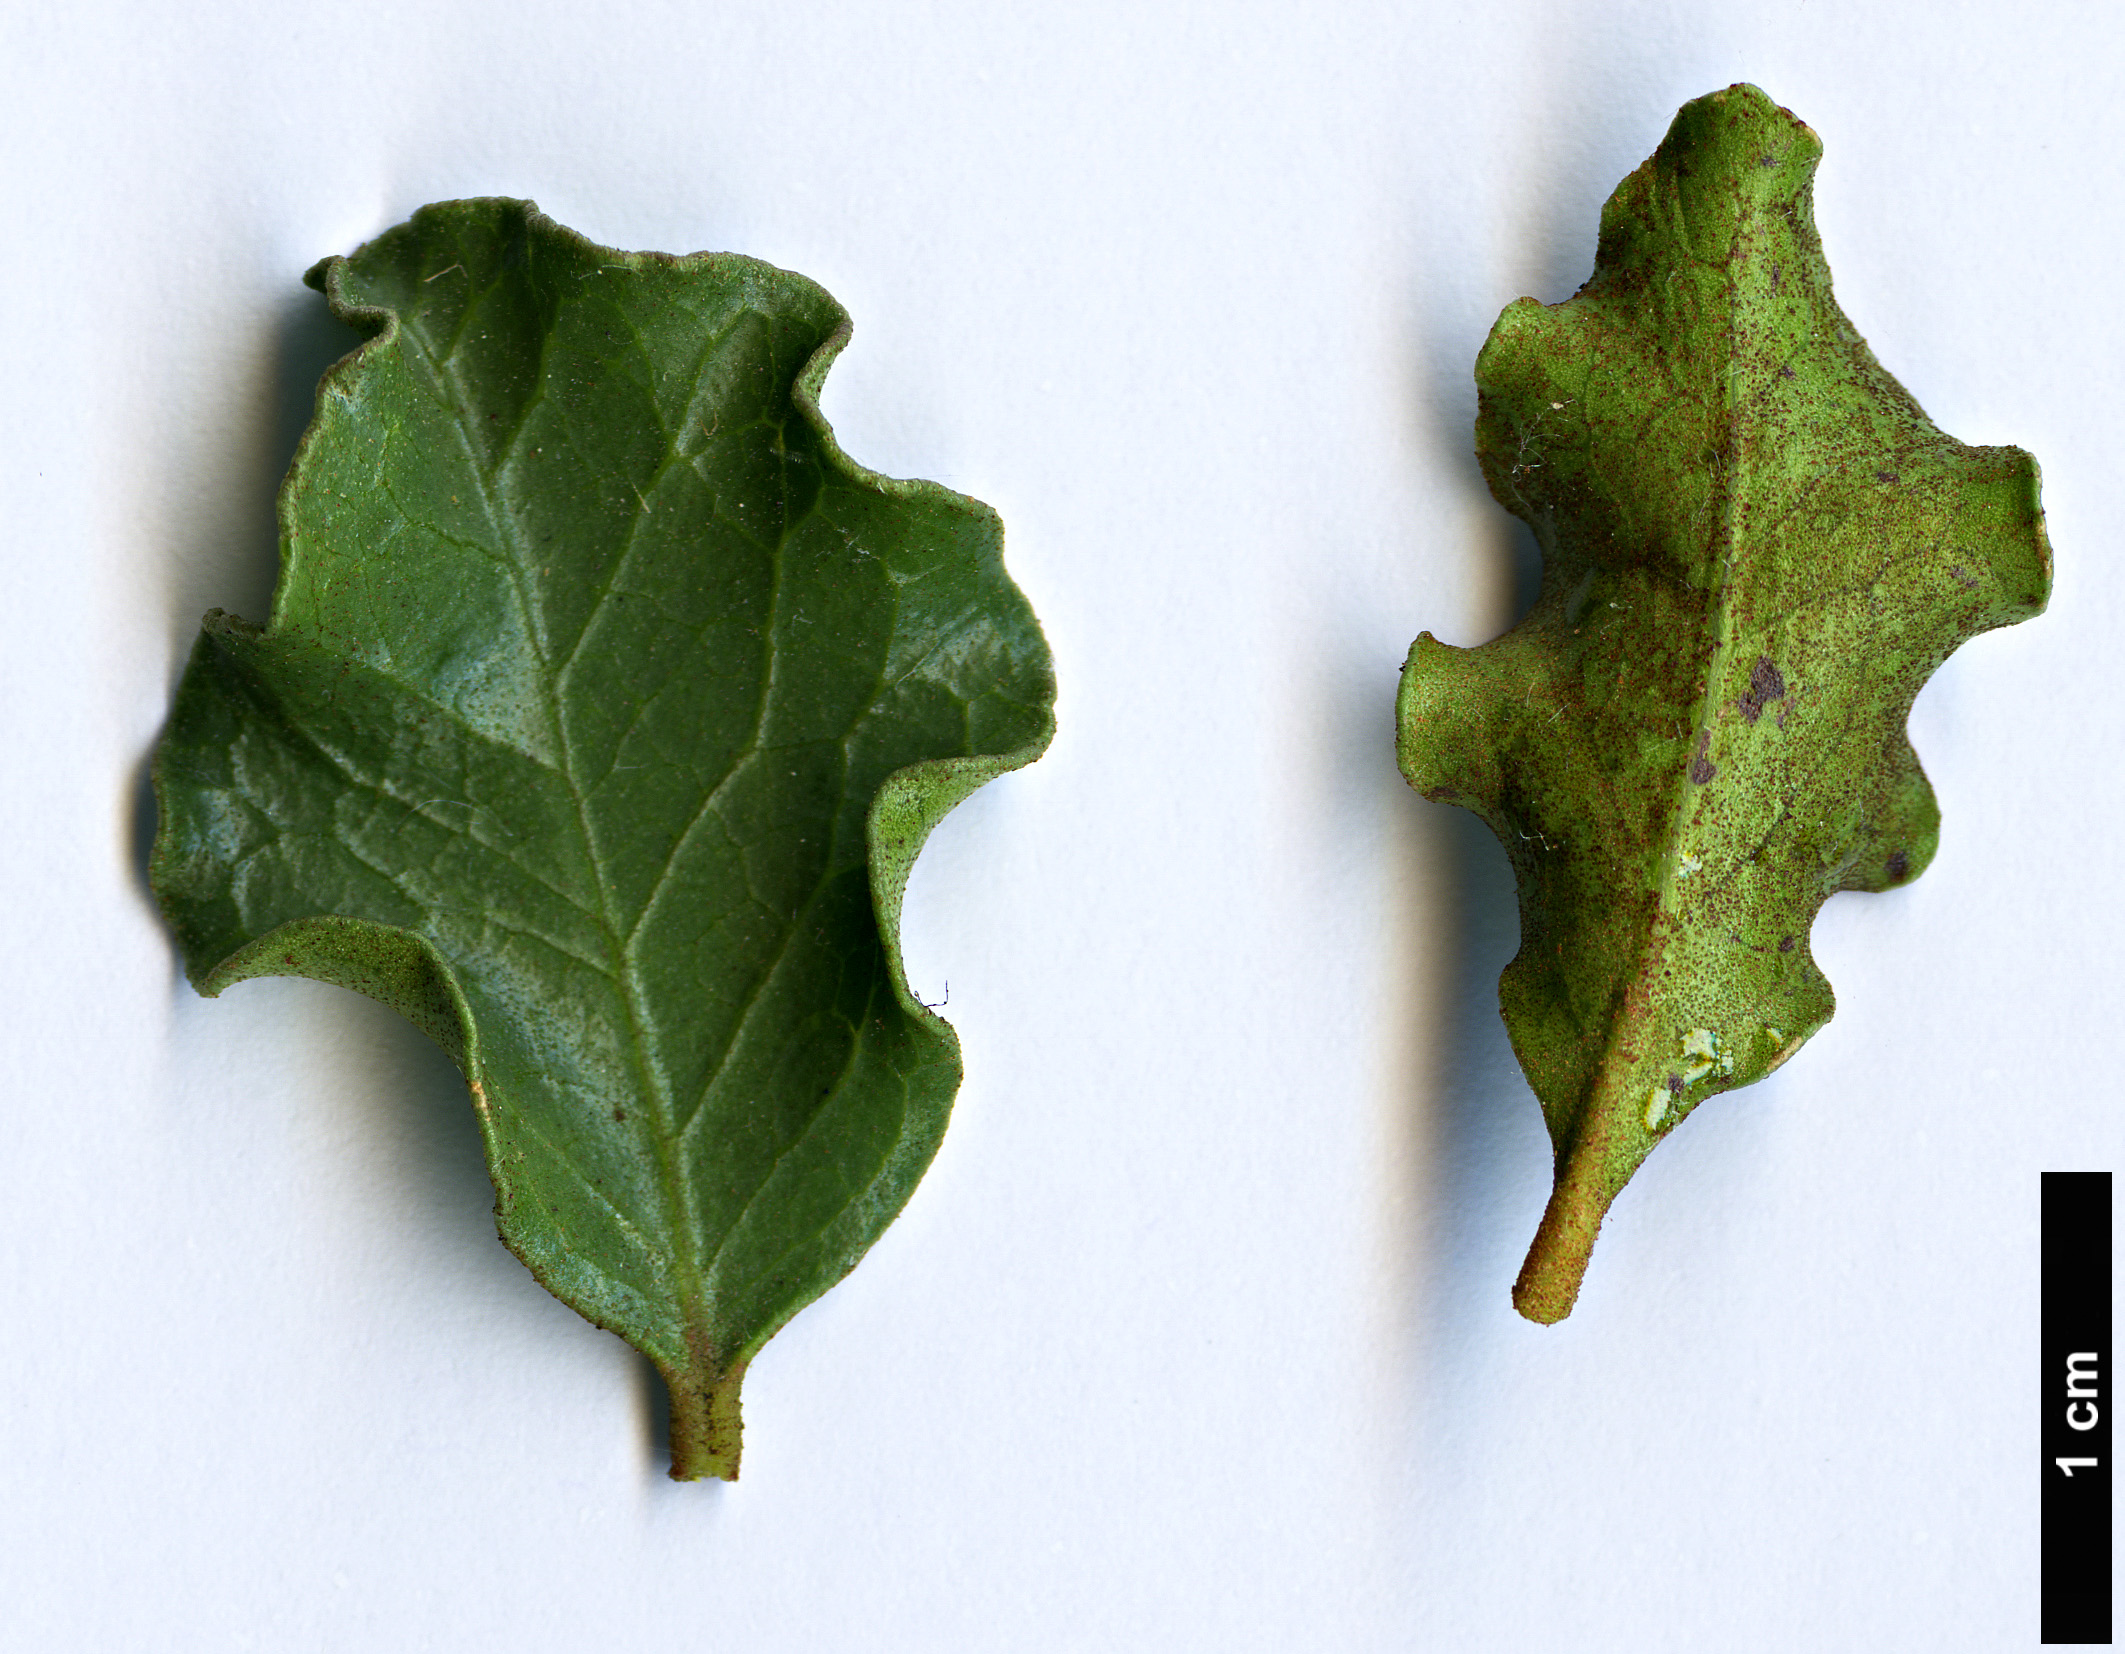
xmin=1666 ymin=1073 xmax=1684 ymax=1095
xmin=1778 ymin=935 xmax=1795 ymax=953
xmin=1737 ymin=656 xmax=1786 ymax=723
xmin=1949 ymin=564 xmax=1980 ymax=590
xmin=1876 ymin=470 xmax=1899 ymax=484
xmin=1886 ymin=850 xmax=1909 ymax=882
xmin=1688 ymin=729 xmax=1717 ymax=785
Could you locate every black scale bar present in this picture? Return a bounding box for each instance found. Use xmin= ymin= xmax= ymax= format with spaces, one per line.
xmin=2044 ymin=1171 xmax=2112 ymax=1644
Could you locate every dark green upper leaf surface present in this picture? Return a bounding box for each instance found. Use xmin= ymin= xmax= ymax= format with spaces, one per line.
xmin=152 ymin=200 xmax=1054 ymax=1472
xmin=1397 ymin=87 xmax=2049 ymax=1320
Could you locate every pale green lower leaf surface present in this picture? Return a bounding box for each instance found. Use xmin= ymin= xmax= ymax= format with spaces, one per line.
xmin=152 ymin=201 xmax=1055 ymax=1479
xmin=1397 ymin=88 xmax=2049 ymax=1323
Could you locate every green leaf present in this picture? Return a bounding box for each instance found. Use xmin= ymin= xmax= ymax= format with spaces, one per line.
xmin=151 ymin=200 xmax=1055 ymax=1477
xmin=1397 ymin=87 xmax=2049 ymax=1323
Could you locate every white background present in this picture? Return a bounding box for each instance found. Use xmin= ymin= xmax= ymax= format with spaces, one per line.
xmin=2 ymin=2 xmax=2116 ymax=1648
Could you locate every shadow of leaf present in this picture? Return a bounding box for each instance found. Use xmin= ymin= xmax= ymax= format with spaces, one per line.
xmin=139 ymin=271 xmax=527 ymax=1341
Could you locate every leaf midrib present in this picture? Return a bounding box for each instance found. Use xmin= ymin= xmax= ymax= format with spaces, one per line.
xmin=1582 ymin=207 xmax=1755 ymax=1129
xmin=315 ymin=248 xmax=931 ymax=1370
xmin=407 ymin=292 xmax=708 ymax=1348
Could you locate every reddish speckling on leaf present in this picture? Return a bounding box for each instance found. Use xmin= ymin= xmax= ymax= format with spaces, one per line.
xmin=1396 ymin=85 xmax=2050 ymax=1323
